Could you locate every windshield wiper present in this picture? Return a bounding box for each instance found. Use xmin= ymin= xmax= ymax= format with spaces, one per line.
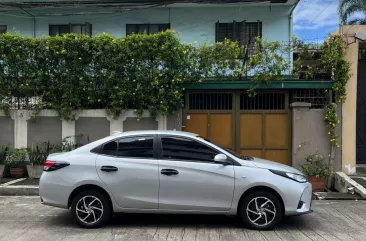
xmin=241 ymin=155 xmax=254 ymax=161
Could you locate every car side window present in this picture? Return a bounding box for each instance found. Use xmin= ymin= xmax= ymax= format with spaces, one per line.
xmin=100 ymin=140 xmax=118 ymax=156
xmin=161 ymin=136 xmax=219 ymax=163
xmin=118 ymin=136 xmax=154 ymax=159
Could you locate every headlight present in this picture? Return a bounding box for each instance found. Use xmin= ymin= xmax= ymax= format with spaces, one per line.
xmin=270 ymin=169 xmax=307 ymax=183
xmin=285 ymin=172 xmax=307 ymax=183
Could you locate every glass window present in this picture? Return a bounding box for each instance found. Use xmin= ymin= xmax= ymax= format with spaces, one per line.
xmin=49 ymin=24 xmax=92 ymax=36
xmin=126 ymin=24 xmax=170 ymax=35
xmin=0 ymin=25 xmax=7 ymax=34
xmin=216 ymin=21 xmax=262 ymax=46
xmin=118 ymin=136 xmax=154 ymax=159
xmin=100 ymin=140 xmax=118 ymax=156
xmin=161 ymin=136 xmax=219 ymax=163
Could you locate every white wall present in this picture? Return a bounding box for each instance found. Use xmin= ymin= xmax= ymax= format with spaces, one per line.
xmin=0 ymin=5 xmax=292 ymax=43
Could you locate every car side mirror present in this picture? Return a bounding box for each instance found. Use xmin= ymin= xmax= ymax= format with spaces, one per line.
xmin=214 ymin=154 xmax=230 ymax=165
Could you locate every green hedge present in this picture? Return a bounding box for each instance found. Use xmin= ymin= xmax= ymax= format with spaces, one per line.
xmin=0 ymin=31 xmax=243 ymax=120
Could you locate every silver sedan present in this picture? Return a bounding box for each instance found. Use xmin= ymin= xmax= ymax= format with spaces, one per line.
xmin=39 ymin=130 xmax=312 ymax=229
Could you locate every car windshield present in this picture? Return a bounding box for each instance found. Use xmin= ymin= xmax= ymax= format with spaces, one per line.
xmin=197 ymin=136 xmax=254 ymax=161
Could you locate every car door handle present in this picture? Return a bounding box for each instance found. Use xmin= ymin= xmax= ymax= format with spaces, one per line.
xmin=101 ymin=166 xmax=118 ymax=172
xmin=161 ymin=169 xmax=179 ymax=176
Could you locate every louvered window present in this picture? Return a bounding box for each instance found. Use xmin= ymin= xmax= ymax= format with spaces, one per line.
xmin=216 ymin=21 xmax=262 ymax=46
xmin=49 ymin=23 xmax=92 ymax=36
xmin=126 ymin=24 xmax=170 ymax=35
xmin=0 ymin=25 xmax=7 ymax=34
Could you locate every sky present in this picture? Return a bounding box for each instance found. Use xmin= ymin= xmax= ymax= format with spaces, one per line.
xmin=294 ymin=0 xmax=339 ymax=42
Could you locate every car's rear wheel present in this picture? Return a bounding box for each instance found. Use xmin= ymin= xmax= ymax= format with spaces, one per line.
xmin=71 ymin=190 xmax=111 ymax=228
xmin=239 ymin=190 xmax=283 ymax=230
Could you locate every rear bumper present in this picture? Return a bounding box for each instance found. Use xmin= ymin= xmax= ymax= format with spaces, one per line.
xmin=39 ymin=172 xmax=70 ymax=209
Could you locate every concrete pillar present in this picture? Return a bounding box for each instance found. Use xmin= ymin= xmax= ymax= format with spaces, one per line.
xmin=342 ymin=35 xmax=358 ymax=175
xmin=61 ymin=120 xmax=76 ymax=143
xmin=106 ymin=115 xmax=123 ymax=134
xmin=290 ymin=102 xmax=331 ymax=170
xmin=157 ymin=114 xmax=168 ymax=130
xmin=10 ymin=110 xmax=31 ymax=148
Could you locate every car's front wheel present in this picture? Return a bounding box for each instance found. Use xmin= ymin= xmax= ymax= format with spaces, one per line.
xmin=239 ymin=190 xmax=283 ymax=230
xmin=71 ymin=190 xmax=111 ymax=228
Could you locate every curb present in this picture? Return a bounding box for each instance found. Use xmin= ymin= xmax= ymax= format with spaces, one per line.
xmin=0 ymin=185 xmax=39 ymax=196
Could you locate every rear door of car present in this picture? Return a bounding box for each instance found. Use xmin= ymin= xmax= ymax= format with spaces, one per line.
xmin=95 ymin=135 xmax=159 ymax=209
xmin=157 ymin=135 xmax=235 ymax=212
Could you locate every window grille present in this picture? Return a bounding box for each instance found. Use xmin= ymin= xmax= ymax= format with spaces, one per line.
xmin=189 ymin=93 xmax=233 ymax=110
xmin=240 ymin=92 xmax=286 ymax=110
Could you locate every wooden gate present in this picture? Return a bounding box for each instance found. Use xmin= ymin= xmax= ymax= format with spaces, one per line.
xmin=184 ymin=91 xmax=291 ymax=165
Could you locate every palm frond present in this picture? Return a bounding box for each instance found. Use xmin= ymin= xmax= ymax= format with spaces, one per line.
xmin=348 ymin=18 xmax=366 ymax=24
xmin=339 ymin=0 xmax=366 ymax=24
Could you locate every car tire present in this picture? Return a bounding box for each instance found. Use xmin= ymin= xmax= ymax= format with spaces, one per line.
xmin=239 ymin=190 xmax=283 ymax=230
xmin=71 ymin=190 xmax=111 ymax=228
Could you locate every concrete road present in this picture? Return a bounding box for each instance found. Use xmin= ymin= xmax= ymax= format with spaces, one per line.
xmin=0 ymin=197 xmax=366 ymax=241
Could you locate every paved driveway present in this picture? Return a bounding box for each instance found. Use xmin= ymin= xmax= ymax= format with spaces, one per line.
xmin=0 ymin=196 xmax=365 ymax=241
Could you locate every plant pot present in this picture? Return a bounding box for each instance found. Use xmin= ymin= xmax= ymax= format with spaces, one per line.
xmin=0 ymin=165 xmax=5 ymax=178
xmin=26 ymin=165 xmax=43 ymax=178
xmin=10 ymin=166 xmax=25 ymax=178
xmin=308 ymin=176 xmax=326 ymax=191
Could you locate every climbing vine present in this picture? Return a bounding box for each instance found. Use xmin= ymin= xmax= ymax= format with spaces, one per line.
xmin=321 ymin=35 xmax=351 ymax=147
xmin=0 ymin=31 xmax=352 ymax=142
xmin=324 ymin=103 xmax=340 ymax=148
xmin=0 ymin=31 xmax=242 ymax=120
xmin=0 ymin=31 xmax=295 ymax=120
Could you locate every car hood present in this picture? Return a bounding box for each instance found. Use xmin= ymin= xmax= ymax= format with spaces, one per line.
xmin=239 ymin=157 xmax=303 ymax=175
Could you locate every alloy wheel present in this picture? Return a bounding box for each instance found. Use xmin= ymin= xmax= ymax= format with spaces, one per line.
xmin=76 ymin=195 xmax=104 ymax=224
xmin=246 ymin=197 xmax=276 ymax=227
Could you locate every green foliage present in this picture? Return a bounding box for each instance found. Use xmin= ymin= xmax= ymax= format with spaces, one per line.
xmin=27 ymin=146 xmax=45 ymax=166
xmin=56 ymin=135 xmax=83 ymax=152
xmin=338 ymin=0 xmax=366 ymax=25
xmin=301 ymin=152 xmax=331 ymax=178
xmin=321 ymin=35 xmax=351 ymax=147
xmin=28 ymin=141 xmax=59 ymax=165
xmin=247 ymin=37 xmax=290 ymax=94
xmin=4 ymin=148 xmax=27 ymax=167
xmin=292 ymin=36 xmax=317 ymax=79
xmin=325 ymin=103 xmax=340 ymax=148
xmin=321 ymin=35 xmax=351 ymax=103
xmin=0 ymin=31 xmax=242 ymax=120
xmin=0 ymin=145 xmax=10 ymax=165
xmin=28 ymin=135 xmax=83 ymax=165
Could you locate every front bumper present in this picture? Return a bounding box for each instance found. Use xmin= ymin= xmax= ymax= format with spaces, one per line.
xmin=279 ymin=179 xmax=313 ymax=216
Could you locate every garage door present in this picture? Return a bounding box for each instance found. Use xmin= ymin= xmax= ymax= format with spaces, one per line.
xmin=184 ymin=91 xmax=291 ymax=165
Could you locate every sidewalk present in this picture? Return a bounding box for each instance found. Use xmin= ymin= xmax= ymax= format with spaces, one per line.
xmin=0 ymin=178 xmax=39 ymax=196
xmin=0 ymin=197 xmax=365 ymax=241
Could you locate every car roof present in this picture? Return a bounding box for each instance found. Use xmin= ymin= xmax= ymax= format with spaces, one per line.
xmin=112 ymin=130 xmax=198 ymax=138
xmin=72 ymin=130 xmax=199 ymax=154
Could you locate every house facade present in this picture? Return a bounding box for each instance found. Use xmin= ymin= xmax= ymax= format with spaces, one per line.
xmin=0 ymin=1 xmax=297 ymax=43
xmin=0 ymin=0 xmax=339 ymax=170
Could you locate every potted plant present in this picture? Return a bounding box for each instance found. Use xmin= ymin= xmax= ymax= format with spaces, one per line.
xmin=301 ymin=152 xmax=331 ymax=191
xmin=5 ymin=148 xmax=27 ymax=178
xmin=0 ymin=145 xmax=9 ymax=178
xmin=27 ymin=146 xmax=45 ymax=179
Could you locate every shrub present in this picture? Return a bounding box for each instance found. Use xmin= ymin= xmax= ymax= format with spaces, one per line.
xmin=4 ymin=148 xmax=27 ymax=167
xmin=301 ymin=152 xmax=331 ymax=178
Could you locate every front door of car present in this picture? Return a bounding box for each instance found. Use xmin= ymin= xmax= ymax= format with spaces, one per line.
xmin=96 ymin=135 xmax=159 ymax=209
xmin=158 ymin=135 xmax=235 ymax=212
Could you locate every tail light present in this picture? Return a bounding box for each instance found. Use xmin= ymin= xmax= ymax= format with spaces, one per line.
xmin=44 ymin=160 xmax=70 ymax=172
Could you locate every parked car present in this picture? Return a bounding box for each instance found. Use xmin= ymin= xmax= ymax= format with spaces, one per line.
xmin=39 ymin=130 xmax=312 ymax=229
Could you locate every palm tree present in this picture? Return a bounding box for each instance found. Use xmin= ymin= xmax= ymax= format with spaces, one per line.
xmin=339 ymin=0 xmax=366 ymax=24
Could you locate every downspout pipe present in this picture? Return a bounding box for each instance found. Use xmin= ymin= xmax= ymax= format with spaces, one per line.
xmin=289 ymin=0 xmax=300 ymax=74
